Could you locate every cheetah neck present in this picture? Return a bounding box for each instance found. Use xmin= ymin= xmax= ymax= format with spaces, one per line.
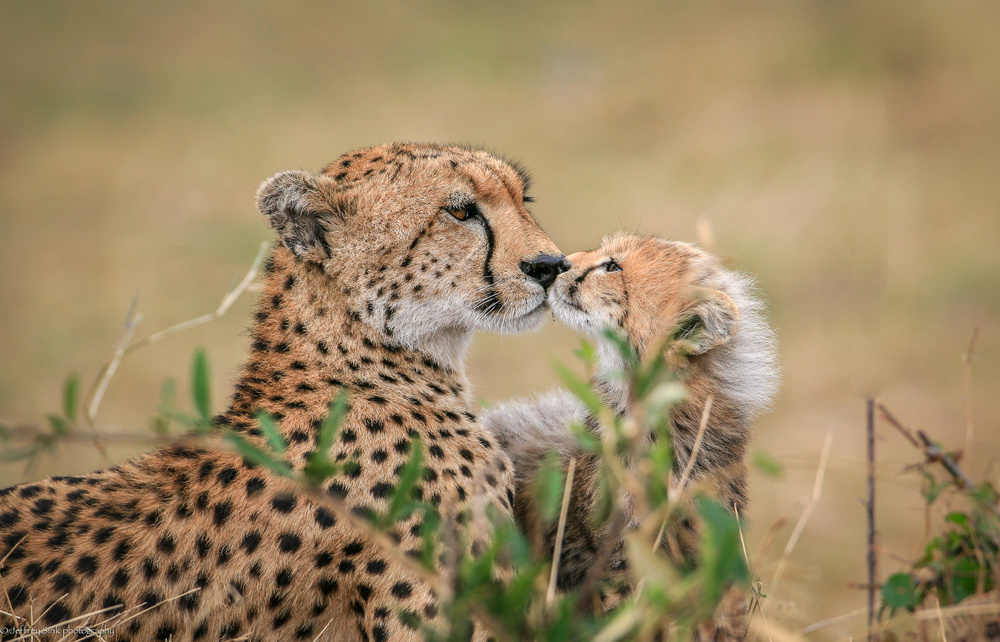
xmin=219 ymin=250 xmax=475 ymax=443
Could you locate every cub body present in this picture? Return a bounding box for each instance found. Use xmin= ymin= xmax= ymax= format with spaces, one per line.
xmin=484 ymin=234 xmax=779 ymax=634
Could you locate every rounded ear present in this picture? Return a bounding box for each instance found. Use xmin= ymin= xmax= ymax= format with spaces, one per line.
xmin=672 ymin=288 xmax=740 ymax=356
xmin=255 ymin=170 xmax=352 ymax=262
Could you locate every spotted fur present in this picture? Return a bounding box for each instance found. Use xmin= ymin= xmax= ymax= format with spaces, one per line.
xmin=484 ymin=234 xmax=779 ymax=638
xmin=0 ymin=143 xmax=566 ymax=641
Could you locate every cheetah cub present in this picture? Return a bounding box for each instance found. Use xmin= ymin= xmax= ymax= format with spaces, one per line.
xmin=484 ymin=233 xmax=779 ymax=633
xmin=0 ymin=143 xmax=566 ymax=642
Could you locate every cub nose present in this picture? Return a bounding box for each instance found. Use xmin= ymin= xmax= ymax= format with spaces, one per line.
xmin=520 ymin=254 xmax=571 ymax=290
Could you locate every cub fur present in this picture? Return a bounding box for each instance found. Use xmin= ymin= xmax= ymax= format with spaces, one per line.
xmin=484 ymin=233 xmax=779 ymax=635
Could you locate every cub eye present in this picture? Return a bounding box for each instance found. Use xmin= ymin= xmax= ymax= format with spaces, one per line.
xmin=446 ymin=203 xmax=481 ymax=221
xmin=604 ymin=259 xmax=622 ymax=273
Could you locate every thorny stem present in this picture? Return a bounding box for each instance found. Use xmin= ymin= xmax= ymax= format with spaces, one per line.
xmin=879 ymin=402 xmax=1000 ymax=519
xmin=867 ymin=398 xmax=877 ymax=642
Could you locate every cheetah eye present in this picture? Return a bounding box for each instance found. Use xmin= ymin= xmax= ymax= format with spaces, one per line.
xmin=604 ymin=259 xmax=622 ymax=273
xmin=446 ymin=202 xmax=481 ymax=221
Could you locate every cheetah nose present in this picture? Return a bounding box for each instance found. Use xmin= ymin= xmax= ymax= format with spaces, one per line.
xmin=520 ymin=254 xmax=571 ymax=290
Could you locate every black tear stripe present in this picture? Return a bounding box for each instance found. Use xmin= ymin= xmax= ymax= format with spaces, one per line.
xmin=574 ymin=264 xmax=601 ymax=284
xmin=619 ymin=274 xmax=630 ymax=328
xmin=475 ymin=216 xmax=499 ymax=313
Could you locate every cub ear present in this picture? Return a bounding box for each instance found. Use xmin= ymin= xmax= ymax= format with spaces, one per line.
xmin=255 ymin=170 xmax=351 ymax=262
xmin=671 ymin=288 xmax=740 ymax=356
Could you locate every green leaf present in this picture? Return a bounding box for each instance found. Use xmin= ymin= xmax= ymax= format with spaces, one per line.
xmin=62 ymin=372 xmax=79 ymax=422
xmin=46 ymin=414 xmax=69 ymax=437
xmin=568 ymin=420 xmax=601 ymax=453
xmin=191 ymin=348 xmax=212 ymax=422
xmin=921 ymin=470 xmax=951 ymax=504
xmin=419 ymin=508 xmax=442 ymax=570
xmin=256 ymin=412 xmax=288 ymax=454
xmin=751 ymin=451 xmax=785 ymax=477
xmin=303 ymin=392 xmax=349 ymax=484
xmin=573 ymin=339 xmax=598 ymax=367
xmin=0 ymin=443 xmax=43 ymax=462
xmin=695 ymin=496 xmax=750 ymax=606
xmin=882 ymin=573 xmax=920 ymax=612
xmin=601 ymin=327 xmax=638 ymax=371
xmin=383 ymin=436 xmax=423 ymax=524
xmin=223 ymin=431 xmax=293 ymax=478
xmin=590 ymin=469 xmax=614 ymax=528
xmin=971 ymin=482 xmax=999 ymax=507
xmin=646 ymin=439 xmax=673 ymax=505
xmin=534 ymin=452 xmax=567 ymax=523
xmin=150 ymin=378 xmax=178 ymax=435
xmin=946 ymin=556 xmax=981 ymax=604
xmin=633 ymin=350 xmax=672 ymax=402
xmin=945 ymin=512 xmax=969 ymax=528
xmin=552 ymin=360 xmax=604 ymax=417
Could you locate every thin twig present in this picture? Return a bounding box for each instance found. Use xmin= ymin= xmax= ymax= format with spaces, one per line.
xmin=962 ymin=325 xmax=979 ymax=449
xmin=548 ymin=456 xmax=577 ymax=605
xmin=881 ymin=402 xmax=1000 ymax=519
xmin=651 ymin=394 xmax=715 ymax=553
xmin=770 ymin=432 xmax=833 ymax=594
xmin=81 ymin=291 xmax=142 ymax=458
xmin=800 ymin=606 xmax=868 ymax=634
xmin=16 ymin=243 xmax=268 ymax=468
xmin=876 ymin=403 xmax=920 ymax=448
xmin=736 ymin=504 xmax=772 ymax=642
xmin=746 ymin=617 xmax=809 ymax=642
xmin=122 ymin=241 xmax=268 ymax=356
xmin=84 ymin=588 xmax=200 ymax=635
xmin=311 ymin=617 xmax=337 ymax=642
xmin=933 ymin=595 xmax=948 ymax=642
xmin=917 ymin=430 xmax=976 ymax=491
xmin=677 ymin=394 xmax=714 ymax=492
xmin=6 ymin=602 xmax=124 ymax=642
xmin=874 ymin=544 xmax=912 ymax=565
xmin=867 ymin=399 xmax=877 ymax=642
xmin=0 ymin=423 xmax=167 ymax=444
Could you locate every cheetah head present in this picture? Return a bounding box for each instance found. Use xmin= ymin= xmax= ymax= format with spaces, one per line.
xmin=550 ymin=233 xmax=779 ymax=417
xmin=255 ymin=143 xmax=566 ymax=358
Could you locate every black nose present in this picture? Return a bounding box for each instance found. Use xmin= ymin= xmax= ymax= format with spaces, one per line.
xmin=520 ymin=254 xmax=570 ymax=290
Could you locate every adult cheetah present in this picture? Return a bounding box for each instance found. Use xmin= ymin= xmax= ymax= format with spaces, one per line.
xmin=0 ymin=143 xmax=566 ymax=641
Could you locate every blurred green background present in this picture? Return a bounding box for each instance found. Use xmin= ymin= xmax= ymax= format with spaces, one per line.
xmin=1 ymin=0 xmax=998 ymax=636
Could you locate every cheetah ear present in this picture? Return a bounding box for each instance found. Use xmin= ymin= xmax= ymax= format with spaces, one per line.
xmin=255 ymin=170 xmax=352 ymax=262
xmin=671 ymin=288 xmax=740 ymax=356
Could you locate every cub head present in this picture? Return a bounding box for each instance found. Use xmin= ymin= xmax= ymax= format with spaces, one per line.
xmin=550 ymin=233 xmax=778 ymax=417
xmin=255 ymin=143 xmax=566 ymax=350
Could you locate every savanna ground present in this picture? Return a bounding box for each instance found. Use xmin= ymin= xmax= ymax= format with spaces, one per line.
xmin=1 ymin=1 xmax=998 ymax=638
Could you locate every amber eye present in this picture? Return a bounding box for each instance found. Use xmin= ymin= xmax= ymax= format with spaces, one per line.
xmin=447 ymin=202 xmax=480 ymax=221
xmin=604 ymin=259 xmax=622 ymax=273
